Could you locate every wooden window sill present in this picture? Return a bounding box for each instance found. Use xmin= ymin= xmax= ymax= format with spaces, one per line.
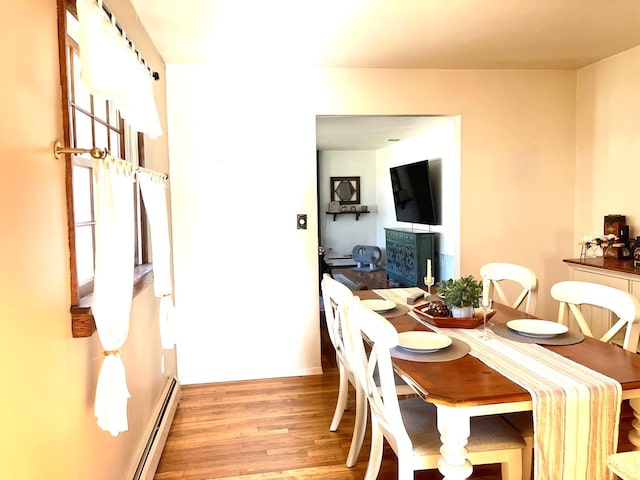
xmin=70 ymin=264 xmax=154 ymax=338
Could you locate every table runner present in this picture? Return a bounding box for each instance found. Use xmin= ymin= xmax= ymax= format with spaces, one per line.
xmin=375 ymin=288 xmax=622 ymax=480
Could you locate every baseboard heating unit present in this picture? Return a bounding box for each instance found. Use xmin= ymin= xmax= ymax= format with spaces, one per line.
xmin=132 ymin=376 xmax=181 ymax=480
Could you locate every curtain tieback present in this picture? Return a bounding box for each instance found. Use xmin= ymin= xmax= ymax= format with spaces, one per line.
xmin=103 ymin=349 xmax=120 ymax=356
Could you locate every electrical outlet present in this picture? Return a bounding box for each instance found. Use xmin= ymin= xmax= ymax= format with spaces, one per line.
xmin=297 ymin=214 xmax=307 ymax=229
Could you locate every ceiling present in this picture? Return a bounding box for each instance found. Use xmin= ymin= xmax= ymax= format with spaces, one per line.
xmin=128 ymin=0 xmax=640 ymax=150
xmin=315 ymin=115 xmax=446 ymax=151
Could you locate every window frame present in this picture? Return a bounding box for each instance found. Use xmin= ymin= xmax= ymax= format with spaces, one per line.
xmin=57 ymin=0 xmax=153 ymax=337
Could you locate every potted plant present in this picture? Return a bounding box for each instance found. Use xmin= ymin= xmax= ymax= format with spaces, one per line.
xmin=437 ymin=275 xmax=484 ymax=318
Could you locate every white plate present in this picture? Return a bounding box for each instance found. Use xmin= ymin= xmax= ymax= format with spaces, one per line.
xmin=398 ymin=331 xmax=452 ymax=352
xmin=361 ymin=299 xmax=396 ymax=312
xmin=507 ymin=319 xmax=568 ymax=338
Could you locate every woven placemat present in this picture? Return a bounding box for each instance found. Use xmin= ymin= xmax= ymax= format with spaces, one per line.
xmin=379 ymin=304 xmax=410 ymax=318
xmin=492 ymin=323 xmax=585 ymax=345
xmin=391 ymin=337 xmax=471 ymax=362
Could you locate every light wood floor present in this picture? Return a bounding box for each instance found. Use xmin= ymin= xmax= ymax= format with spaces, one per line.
xmin=153 ymin=369 xmax=505 ymax=480
xmin=154 ymin=267 xmax=633 ymax=480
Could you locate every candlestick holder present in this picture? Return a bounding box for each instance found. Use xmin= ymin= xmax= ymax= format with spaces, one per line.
xmin=424 ymin=277 xmax=435 ymax=296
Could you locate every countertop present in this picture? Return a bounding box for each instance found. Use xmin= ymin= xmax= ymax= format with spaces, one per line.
xmin=564 ymin=257 xmax=640 ymax=276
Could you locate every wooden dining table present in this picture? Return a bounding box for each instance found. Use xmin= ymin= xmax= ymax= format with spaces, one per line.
xmin=355 ymin=289 xmax=640 ymax=480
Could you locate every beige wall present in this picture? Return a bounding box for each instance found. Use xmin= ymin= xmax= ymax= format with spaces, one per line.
xmin=5 ymin=0 xmax=636 ymax=472
xmin=575 ymin=46 xmax=640 ymax=248
xmin=0 ymin=0 xmax=176 ymax=478
xmin=167 ymin=64 xmax=576 ymax=385
xmin=315 ymin=69 xmax=576 ymax=319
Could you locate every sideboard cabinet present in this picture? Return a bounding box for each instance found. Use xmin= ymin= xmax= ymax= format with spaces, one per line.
xmin=385 ymin=228 xmax=437 ymax=287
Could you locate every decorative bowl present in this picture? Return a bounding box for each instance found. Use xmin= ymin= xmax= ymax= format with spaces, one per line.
xmin=412 ymin=305 xmax=496 ymax=329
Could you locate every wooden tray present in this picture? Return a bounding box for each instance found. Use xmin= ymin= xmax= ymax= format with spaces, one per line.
xmin=411 ymin=305 xmax=496 ymax=329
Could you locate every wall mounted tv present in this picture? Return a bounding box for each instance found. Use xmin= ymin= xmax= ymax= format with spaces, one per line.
xmin=390 ymin=159 xmax=441 ymax=226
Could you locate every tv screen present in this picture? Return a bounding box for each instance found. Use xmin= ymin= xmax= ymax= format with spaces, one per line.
xmin=390 ymin=160 xmax=440 ymax=225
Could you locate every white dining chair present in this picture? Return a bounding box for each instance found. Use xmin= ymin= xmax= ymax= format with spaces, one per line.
xmin=550 ymin=280 xmax=640 ymax=352
xmin=607 ymin=450 xmax=640 ymax=480
xmin=345 ymin=296 xmax=526 ymax=480
xmin=320 ymin=274 xmax=414 ymax=467
xmin=321 ymin=274 xmax=360 ymax=464
xmin=480 ymin=262 xmax=538 ymax=314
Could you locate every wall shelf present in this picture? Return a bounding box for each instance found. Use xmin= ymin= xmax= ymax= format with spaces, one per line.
xmin=326 ymin=211 xmax=369 ymax=221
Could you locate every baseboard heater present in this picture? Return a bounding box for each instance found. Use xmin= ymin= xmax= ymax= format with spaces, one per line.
xmin=132 ymin=376 xmax=181 ymax=480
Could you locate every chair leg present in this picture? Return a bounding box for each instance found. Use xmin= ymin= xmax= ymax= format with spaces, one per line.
xmin=521 ymin=436 xmax=533 ymax=480
xmin=346 ymin=384 xmax=367 ymax=467
xmin=397 ymin=459 xmax=414 ymax=480
xmin=330 ymin=361 xmax=349 ymax=431
xmin=364 ymin=419 xmax=384 ymax=480
xmin=500 ymin=449 xmax=523 ymax=480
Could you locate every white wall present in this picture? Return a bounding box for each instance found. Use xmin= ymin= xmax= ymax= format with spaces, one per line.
xmin=575 ymin=46 xmax=640 ymax=248
xmin=318 ymin=150 xmax=378 ymax=258
xmin=167 ymin=65 xmax=321 ymax=383
xmin=376 ymin=116 xmax=460 ymax=281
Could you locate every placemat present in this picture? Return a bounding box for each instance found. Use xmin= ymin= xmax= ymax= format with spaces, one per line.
xmin=492 ymin=322 xmax=585 ymax=345
xmin=391 ymin=337 xmax=470 ymax=362
xmin=379 ymin=304 xmax=410 ymax=318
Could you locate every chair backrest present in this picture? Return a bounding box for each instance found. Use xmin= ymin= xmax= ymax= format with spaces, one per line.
xmin=550 ymin=280 xmax=640 ymax=352
xmin=321 ymin=273 xmax=355 ymax=366
xmin=480 ymin=262 xmax=538 ymax=314
xmin=345 ymin=297 xmax=413 ymax=455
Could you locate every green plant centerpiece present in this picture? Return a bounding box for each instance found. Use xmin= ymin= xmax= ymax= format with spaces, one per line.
xmin=437 ymin=275 xmax=483 ymax=318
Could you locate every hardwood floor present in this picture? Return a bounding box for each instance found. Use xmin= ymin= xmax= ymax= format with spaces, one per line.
xmin=154 ymin=267 xmax=633 ymax=479
xmin=154 ymin=267 xmax=500 ymax=479
xmin=153 ymin=369 xmax=505 ymax=480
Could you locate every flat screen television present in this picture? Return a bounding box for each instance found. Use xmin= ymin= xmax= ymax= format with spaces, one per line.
xmin=390 ymin=159 xmax=440 ymax=226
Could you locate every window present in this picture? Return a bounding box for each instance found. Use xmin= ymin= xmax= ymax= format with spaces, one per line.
xmin=58 ymin=2 xmax=151 ymax=337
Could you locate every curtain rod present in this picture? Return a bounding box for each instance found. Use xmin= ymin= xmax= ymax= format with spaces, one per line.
xmin=96 ymin=0 xmax=160 ymax=81
xmin=53 ymin=140 xmax=169 ymax=180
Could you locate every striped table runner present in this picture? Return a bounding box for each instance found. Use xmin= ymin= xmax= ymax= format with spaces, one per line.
xmin=374 ymin=288 xmax=622 ymax=480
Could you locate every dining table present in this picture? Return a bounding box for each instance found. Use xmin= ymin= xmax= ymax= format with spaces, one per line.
xmin=354 ymin=288 xmax=640 ymax=480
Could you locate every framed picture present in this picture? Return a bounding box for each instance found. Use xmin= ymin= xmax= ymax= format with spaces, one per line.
xmin=330 ymin=176 xmax=360 ymax=205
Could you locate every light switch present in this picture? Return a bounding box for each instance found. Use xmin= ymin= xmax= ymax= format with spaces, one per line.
xmin=297 ymin=214 xmax=307 ymax=229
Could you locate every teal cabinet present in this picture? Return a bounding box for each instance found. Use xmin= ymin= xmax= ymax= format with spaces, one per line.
xmin=385 ymin=228 xmax=437 ymax=287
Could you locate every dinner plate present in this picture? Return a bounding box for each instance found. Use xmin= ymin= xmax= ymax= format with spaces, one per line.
xmin=507 ymin=319 xmax=568 ymax=338
xmin=361 ymin=299 xmax=396 ymax=312
xmin=397 ymin=331 xmax=452 ymax=352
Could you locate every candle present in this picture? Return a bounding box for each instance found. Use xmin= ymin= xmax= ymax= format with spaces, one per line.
xmin=426 ymin=259 xmax=433 ymax=284
xmin=482 ymin=276 xmax=490 ymax=306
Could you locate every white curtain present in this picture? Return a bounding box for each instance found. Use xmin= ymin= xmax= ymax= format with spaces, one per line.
xmin=137 ymin=171 xmax=177 ymax=349
xmin=76 ymin=0 xmax=162 ymax=138
xmin=92 ymin=155 xmax=136 ymax=436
